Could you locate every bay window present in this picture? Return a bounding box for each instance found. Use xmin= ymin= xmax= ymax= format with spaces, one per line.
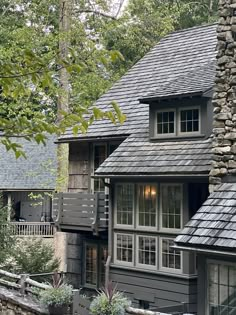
xmin=114 ymin=183 xmax=183 ymax=273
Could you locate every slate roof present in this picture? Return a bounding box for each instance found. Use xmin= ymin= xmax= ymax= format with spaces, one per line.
xmin=59 ymin=24 xmax=217 ymax=141
xmin=0 ymin=136 xmax=57 ymax=190
xmin=96 ymin=129 xmax=212 ymax=176
xmin=175 ymin=183 xmax=236 ymax=250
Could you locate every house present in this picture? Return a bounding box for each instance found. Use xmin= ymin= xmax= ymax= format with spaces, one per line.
xmin=54 ymin=23 xmax=220 ymax=314
xmin=0 ymin=136 xmax=57 ymax=237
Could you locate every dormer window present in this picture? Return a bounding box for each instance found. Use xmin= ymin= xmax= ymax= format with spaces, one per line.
xmin=155 ymin=106 xmax=201 ymax=138
xmin=156 ymin=110 xmax=175 ymax=135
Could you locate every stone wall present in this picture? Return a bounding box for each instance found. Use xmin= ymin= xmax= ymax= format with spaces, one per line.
xmin=0 ymin=287 xmax=48 ymax=315
xmin=210 ymin=0 xmax=236 ymax=192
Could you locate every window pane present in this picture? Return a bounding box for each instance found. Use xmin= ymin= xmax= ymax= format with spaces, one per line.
xmin=116 ymin=184 xmax=134 ymax=225
xmin=208 ymin=263 xmax=236 ymax=315
xmin=138 ymin=236 xmax=156 ymax=267
xmin=116 ymin=234 xmax=133 ymax=263
xmin=161 ymin=185 xmax=182 ymax=229
xmin=85 ymin=244 xmax=97 ymax=286
xmin=138 ymin=185 xmax=157 ymax=227
xmin=161 ymin=238 xmax=181 ymax=270
xmin=100 ymin=246 xmax=108 ymax=287
xmin=180 ymin=108 xmax=199 ymax=133
xmin=156 ymin=111 xmax=175 ymax=135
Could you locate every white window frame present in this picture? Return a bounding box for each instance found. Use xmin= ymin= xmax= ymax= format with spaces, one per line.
xmin=136 ymin=235 xmax=157 ymax=270
xmin=178 ymin=106 xmax=201 ymax=136
xmin=155 ymin=109 xmax=176 ymax=138
xmin=136 ymin=183 xmax=158 ymax=231
xmin=114 ymin=233 xmax=134 ymax=267
xmin=160 ymin=183 xmax=183 ymax=233
xmin=159 ymin=237 xmax=183 ymax=274
xmin=114 ymin=183 xmax=135 ymax=229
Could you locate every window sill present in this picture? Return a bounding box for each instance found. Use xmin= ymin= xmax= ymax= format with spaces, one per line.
xmin=110 ymin=263 xmax=198 ymax=279
xmin=150 ymin=134 xmax=206 ymax=142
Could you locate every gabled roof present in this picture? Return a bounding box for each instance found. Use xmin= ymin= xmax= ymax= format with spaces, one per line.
xmin=0 ymin=136 xmax=57 ymax=190
xmin=60 ymin=24 xmax=217 ymax=142
xmin=96 ymin=129 xmax=212 ymax=176
xmin=175 ymin=183 xmax=236 ymax=251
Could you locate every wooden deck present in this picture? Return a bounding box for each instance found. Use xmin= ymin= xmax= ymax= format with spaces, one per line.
xmin=53 ymin=192 xmax=108 ymax=233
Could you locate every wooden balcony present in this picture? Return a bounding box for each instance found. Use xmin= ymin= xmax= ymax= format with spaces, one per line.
xmin=53 ymin=192 xmax=108 ymax=233
xmin=9 ymin=222 xmax=55 ymax=238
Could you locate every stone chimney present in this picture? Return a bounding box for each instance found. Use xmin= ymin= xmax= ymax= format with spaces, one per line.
xmin=210 ymin=0 xmax=236 ymax=192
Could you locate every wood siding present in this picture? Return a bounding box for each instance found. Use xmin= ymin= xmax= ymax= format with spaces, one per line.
xmin=110 ymin=266 xmax=197 ymax=313
xmin=68 ymin=143 xmax=90 ymax=193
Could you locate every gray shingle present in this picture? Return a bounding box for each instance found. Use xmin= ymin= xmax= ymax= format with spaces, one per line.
xmin=59 ymin=24 xmax=217 ymax=141
xmin=175 ymin=183 xmax=236 ymax=250
xmin=0 ymin=136 xmax=57 ymax=190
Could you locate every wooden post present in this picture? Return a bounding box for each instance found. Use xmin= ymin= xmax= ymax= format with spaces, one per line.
xmin=7 ymin=193 xmax=12 ymax=222
xmin=72 ymin=289 xmax=80 ymax=315
xmin=92 ymin=193 xmax=98 ymax=235
xmin=55 ymin=192 xmax=63 ymax=227
xmin=19 ymin=274 xmax=28 ymax=295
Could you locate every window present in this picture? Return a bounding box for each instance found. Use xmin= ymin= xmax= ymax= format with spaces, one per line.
xmin=84 ymin=243 xmax=108 ymax=288
xmin=155 ymin=107 xmax=201 ymax=137
xmin=138 ymin=185 xmax=157 ymax=228
xmin=115 ymin=233 xmax=134 ymax=265
xmin=208 ymin=263 xmax=236 ymax=315
xmin=137 ymin=235 xmax=157 ymax=269
xmin=116 ymin=184 xmax=134 ymax=226
xmin=180 ymin=108 xmax=199 ymax=134
xmin=93 ymin=144 xmax=106 ymax=192
xmin=156 ymin=110 xmax=175 ymax=135
xmin=160 ymin=238 xmax=182 ymax=272
xmin=161 ymin=184 xmax=182 ymax=230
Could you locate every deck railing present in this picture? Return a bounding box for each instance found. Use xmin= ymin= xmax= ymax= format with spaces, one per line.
xmin=9 ymin=222 xmax=55 ymax=237
xmin=53 ymin=192 xmax=108 ymax=233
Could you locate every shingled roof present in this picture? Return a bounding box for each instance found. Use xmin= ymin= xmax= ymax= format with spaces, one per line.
xmin=59 ymin=23 xmax=217 ymax=142
xmin=175 ymin=183 xmax=236 ymax=251
xmin=96 ymin=129 xmax=212 ymax=176
xmin=0 ymin=136 xmax=57 ymax=190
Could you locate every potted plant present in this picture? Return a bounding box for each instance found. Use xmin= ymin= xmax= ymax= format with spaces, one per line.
xmin=38 ymin=273 xmax=73 ymax=315
xmin=90 ymin=282 xmax=131 ymax=315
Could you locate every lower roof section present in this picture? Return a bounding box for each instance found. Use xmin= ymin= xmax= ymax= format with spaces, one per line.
xmin=175 ymin=183 xmax=236 ymax=251
xmin=95 ymin=130 xmax=212 ymax=176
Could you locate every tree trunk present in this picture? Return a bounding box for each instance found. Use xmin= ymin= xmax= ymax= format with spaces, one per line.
xmin=57 ymin=0 xmax=71 ymax=192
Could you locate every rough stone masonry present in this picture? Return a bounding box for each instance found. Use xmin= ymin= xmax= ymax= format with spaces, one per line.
xmin=210 ymin=0 xmax=236 ymax=192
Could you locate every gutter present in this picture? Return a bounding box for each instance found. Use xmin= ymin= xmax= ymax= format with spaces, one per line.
xmin=94 ymin=174 xmax=209 ymax=179
xmin=173 ymin=245 xmax=236 ymax=257
xmin=105 ymin=180 xmax=113 ymax=287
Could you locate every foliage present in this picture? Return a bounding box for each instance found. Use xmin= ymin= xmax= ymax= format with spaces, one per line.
xmin=0 ymin=194 xmax=15 ymax=266
xmin=90 ymin=282 xmax=131 ymax=315
xmin=9 ymin=238 xmax=60 ymax=276
xmin=38 ymin=273 xmax=73 ymax=306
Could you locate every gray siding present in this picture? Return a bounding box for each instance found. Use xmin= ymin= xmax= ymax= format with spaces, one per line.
xmin=110 ymin=266 xmax=197 ymax=313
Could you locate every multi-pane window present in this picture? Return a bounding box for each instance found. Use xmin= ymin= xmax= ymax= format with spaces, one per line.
xmin=138 ymin=185 xmax=157 ymax=228
xmin=116 ymin=184 xmax=134 ymax=226
xmin=93 ymin=144 xmax=106 ymax=192
xmin=85 ymin=243 xmax=108 ymax=288
xmin=208 ymin=263 xmax=236 ymax=315
xmin=137 ymin=236 xmax=157 ymax=268
xmin=156 ymin=110 xmax=175 ymax=135
xmin=161 ymin=238 xmax=181 ymax=271
xmin=115 ymin=233 xmax=133 ymax=264
xmin=161 ymin=184 xmax=182 ymax=230
xmin=180 ymin=108 xmax=199 ymax=133
xmin=85 ymin=244 xmax=98 ymax=286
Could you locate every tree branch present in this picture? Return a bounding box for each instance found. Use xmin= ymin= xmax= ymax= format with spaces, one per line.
xmin=74 ymin=9 xmax=117 ymax=20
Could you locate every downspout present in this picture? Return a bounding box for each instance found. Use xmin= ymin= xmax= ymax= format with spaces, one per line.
xmin=105 ymin=178 xmax=112 ymax=287
xmin=7 ymin=192 xmax=12 ymax=222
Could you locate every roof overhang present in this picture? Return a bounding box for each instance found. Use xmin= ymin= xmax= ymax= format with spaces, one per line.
xmin=173 ymin=244 xmax=236 ymax=257
xmin=94 ymin=173 xmax=209 ymax=179
xmin=140 ymin=88 xmax=213 ymax=104
xmin=56 ymin=134 xmax=128 ymax=144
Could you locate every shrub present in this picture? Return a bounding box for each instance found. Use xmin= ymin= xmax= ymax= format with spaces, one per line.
xmin=90 ymin=282 xmax=131 ymax=315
